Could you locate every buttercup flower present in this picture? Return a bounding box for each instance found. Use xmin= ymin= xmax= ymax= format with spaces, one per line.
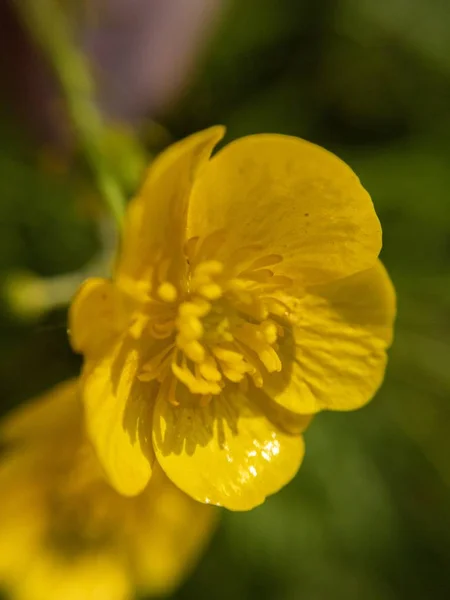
xmin=70 ymin=127 xmax=396 ymax=510
xmin=0 ymin=380 xmax=216 ymax=600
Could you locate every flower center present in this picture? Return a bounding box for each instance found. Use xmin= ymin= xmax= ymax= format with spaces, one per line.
xmin=135 ymin=233 xmax=292 ymax=406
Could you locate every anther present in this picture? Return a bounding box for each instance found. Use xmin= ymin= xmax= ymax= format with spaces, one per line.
xmin=176 ymin=314 xmax=203 ymax=340
xmin=197 ymin=283 xmax=222 ymax=300
xmin=178 ymin=300 xmax=211 ymax=318
xmin=199 ymin=355 xmax=222 ymax=382
xmin=157 ymin=282 xmax=178 ymax=302
xmin=194 ymin=260 xmax=224 ymax=277
xmin=178 ymin=339 xmax=205 ymax=363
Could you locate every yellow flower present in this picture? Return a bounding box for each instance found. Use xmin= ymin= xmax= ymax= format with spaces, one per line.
xmin=0 ymin=380 xmax=217 ymax=600
xmin=69 ymin=127 xmax=396 ymax=510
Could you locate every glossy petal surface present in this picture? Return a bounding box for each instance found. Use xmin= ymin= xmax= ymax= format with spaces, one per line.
xmin=265 ymin=261 xmax=396 ymax=414
xmin=82 ymin=339 xmax=154 ymax=496
xmin=188 ymin=134 xmax=381 ymax=288
xmin=152 ymin=389 xmax=305 ymax=510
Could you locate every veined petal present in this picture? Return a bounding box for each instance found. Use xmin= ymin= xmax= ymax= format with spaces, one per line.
xmin=116 ymin=126 xmax=225 ymax=283
xmin=82 ymin=338 xmax=155 ymax=496
xmin=187 ymin=134 xmax=381 ymax=287
xmin=152 ymin=389 xmax=304 ymax=510
xmin=265 ymin=260 xmax=396 ymax=414
xmin=69 ymin=278 xmax=127 ymax=357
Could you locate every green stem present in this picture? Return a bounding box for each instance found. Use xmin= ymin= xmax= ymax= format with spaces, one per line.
xmin=13 ymin=0 xmax=125 ymax=225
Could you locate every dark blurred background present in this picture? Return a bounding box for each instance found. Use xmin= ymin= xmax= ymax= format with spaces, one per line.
xmin=1 ymin=0 xmax=450 ymax=599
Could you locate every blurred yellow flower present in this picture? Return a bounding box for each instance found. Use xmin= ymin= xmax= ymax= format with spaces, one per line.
xmin=0 ymin=380 xmax=217 ymax=600
xmin=69 ymin=127 xmax=396 ymax=510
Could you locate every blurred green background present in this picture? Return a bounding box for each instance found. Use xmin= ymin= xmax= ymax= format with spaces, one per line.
xmin=1 ymin=0 xmax=450 ymax=598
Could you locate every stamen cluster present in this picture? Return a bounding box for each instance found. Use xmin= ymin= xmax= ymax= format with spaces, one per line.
xmin=134 ymin=234 xmax=293 ymax=406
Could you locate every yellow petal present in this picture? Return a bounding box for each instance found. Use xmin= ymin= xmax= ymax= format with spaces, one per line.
xmin=265 ymin=260 xmax=396 ymax=414
xmin=0 ymin=381 xmax=215 ymax=600
xmin=116 ymin=126 xmax=225 ymax=283
xmin=0 ymin=455 xmax=45 ymax=587
xmin=132 ymin=463 xmax=218 ymax=596
xmin=82 ymin=338 xmax=154 ymax=496
xmin=188 ymin=134 xmax=381 ymax=287
xmin=12 ymin=553 xmax=131 ymax=600
xmin=152 ymin=389 xmax=305 ymax=510
xmin=69 ymin=278 xmax=127 ymax=357
xmin=252 ymin=387 xmax=313 ymax=435
xmin=0 ymin=379 xmax=80 ymax=444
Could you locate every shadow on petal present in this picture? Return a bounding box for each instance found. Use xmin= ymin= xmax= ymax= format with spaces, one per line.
xmin=152 ymin=386 xmax=305 ymax=510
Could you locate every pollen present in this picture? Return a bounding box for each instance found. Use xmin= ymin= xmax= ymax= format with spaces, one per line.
xmin=135 ymin=232 xmax=293 ymax=407
xmin=157 ymin=282 xmax=178 ymax=302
